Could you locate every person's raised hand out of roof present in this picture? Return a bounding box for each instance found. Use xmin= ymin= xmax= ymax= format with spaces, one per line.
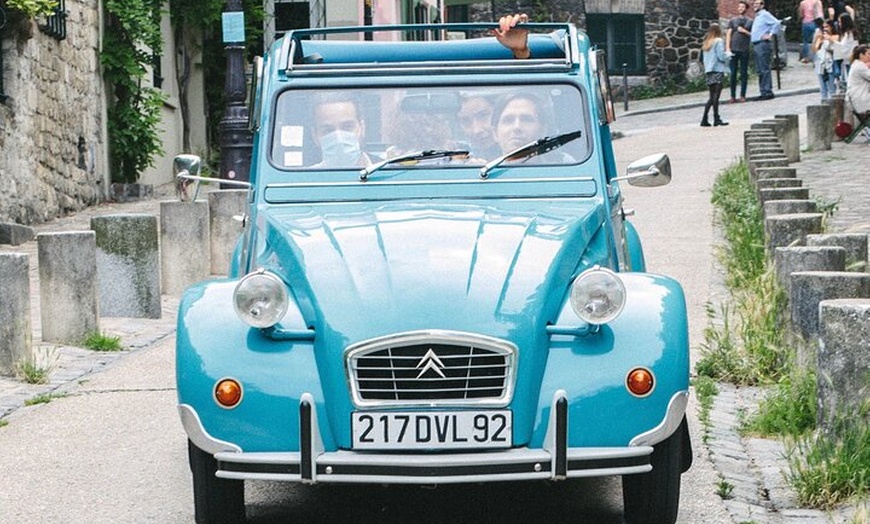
xmin=492 ymin=13 xmax=531 ymax=59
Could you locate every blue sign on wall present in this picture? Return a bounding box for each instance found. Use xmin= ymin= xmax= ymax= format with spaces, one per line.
xmin=222 ymin=12 xmax=245 ymax=44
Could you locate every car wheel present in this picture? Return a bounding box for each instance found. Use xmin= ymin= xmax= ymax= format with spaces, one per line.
xmin=621 ymin=417 xmax=690 ymax=524
xmin=188 ymin=440 xmax=246 ymax=524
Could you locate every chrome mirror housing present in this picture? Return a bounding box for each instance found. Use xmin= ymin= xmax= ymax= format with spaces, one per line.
xmin=613 ymin=153 xmax=672 ymax=187
xmin=174 ymin=154 xmax=203 ymax=202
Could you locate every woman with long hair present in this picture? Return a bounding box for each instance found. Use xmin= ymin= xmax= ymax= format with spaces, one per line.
xmin=701 ymin=23 xmax=729 ymax=126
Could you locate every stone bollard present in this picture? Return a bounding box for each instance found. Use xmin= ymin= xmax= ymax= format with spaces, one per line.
xmin=774 ymin=113 xmax=801 ymax=163
xmin=37 ymin=231 xmax=99 ymax=344
xmin=748 ymin=147 xmax=787 ymax=160
xmin=789 ymin=272 xmax=870 ymax=360
xmin=756 ymin=178 xmax=802 ymax=191
xmin=208 ymin=190 xmax=248 ymax=276
xmin=807 ymin=104 xmax=834 ymax=151
xmin=0 ymin=253 xmax=32 ymax=375
xmin=744 ymin=138 xmax=780 ymax=162
xmin=806 ymin=233 xmax=869 ymax=271
xmin=817 ymin=299 xmax=870 ymax=433
xmin=0 ymin=223 xmax=35 ymax=246
xmin=764 ymin=213 xmax=823 ymax=252
xmin=91 ymin=214 xmax=161 ymax=319
xmin=774 ymin=246 xmax=846 ymax=294
xmin=748 ymin=158 xmax=790 ymax=184
xmin=161 ymin=201 xmax=211 ymax=296
xmin=757 ymin=187 xmax=811 ymax=206
xmin=763 ymin=199 xmax=818 ymax=219
xmin=755 ymin=166 xmax=797 ymax=180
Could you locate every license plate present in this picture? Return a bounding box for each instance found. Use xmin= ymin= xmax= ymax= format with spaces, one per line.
xmin=352 ymin=410 xmax=512 ymax=450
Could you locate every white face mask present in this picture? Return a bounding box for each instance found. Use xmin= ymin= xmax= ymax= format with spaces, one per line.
xmin=319 ymin=130 xmax=362 ymax=166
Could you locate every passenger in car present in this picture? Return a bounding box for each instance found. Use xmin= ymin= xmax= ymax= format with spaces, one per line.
xmin=457 ymin=95 xmax=501 ymax=160
xmin=310 ymin=93 xmax=374 ymax=168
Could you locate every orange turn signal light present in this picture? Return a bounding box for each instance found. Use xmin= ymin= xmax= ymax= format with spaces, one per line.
xmin=626 ymin=368 xmax=655 ymax=397
xmin=214 ymin=378 xmax=243 ymax=408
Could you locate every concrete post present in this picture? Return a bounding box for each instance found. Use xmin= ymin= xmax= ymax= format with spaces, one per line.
xmin=755 ymin=166 xmax=797 ymax=180
xmin=37 ymin=231 xmax=99 ymax=344
xmin=807 ymin=104 xmax=834 ymax=151
xmin=161 ymin=201 xmax=211 ymax=296
xmin=756 ymin=178 xmax=802 ymax=191
xmin=0 ymin=223 xmax=35 ymax=246
xmin=762 ymin=199 xmax=818 ymax=219
xmin=817 ymin=299 xmax=870 ymax=433
xmin=789 ymin=271 xmax=870 ymax=354
xmin=757 ymin=187 xmax=811 ymax=206
xmin=764 ymin=213 xmax=823 ymax=252
xmin=744 ymin=137 xmax=780 ymax=162
xmin=806 ymin=233 xmax=869 ymax=271
xmin=774 ymin=113 xmax=801 ymax=163
xmin=748 ymin=157 xmax=790 ymax=184
xmin=0 ymin=253 xmax=32 ymax=375
xmin=208 ymin=190 xmax=248 ymax=275
xmin=773 ymin=246 xmax=846 ymax=294
xmin=91 ymin=214 xmax=161 ymax=319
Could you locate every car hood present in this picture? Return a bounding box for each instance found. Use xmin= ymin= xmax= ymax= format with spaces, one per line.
xmin=261 ymin=200 xmax=607 ymax=344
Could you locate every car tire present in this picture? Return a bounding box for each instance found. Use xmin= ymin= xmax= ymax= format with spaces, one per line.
xmin=188 ymin=440 xmax=246 ymax=524
xmin=621 ymin=417 xmax=690 ymax=524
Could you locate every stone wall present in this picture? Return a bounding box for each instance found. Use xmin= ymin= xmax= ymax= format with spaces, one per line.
xmin=0 ymin=1 xmax=107 ymax=226
xmin=645 ymin=0 xmax=717 ymax=81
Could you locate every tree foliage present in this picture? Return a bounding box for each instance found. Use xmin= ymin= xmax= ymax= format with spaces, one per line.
xmin=1 ymin=0 xmax=57 ymax=19
xmin=102 ymin=0 xmax=165 ymax=183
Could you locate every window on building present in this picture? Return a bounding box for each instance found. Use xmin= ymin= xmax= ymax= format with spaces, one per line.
xmin=40 ymin=0 xmax=67 ymax=41
xmin=275 ymin=1 xmax=310 ymax=41
xmin=586 ymin=14 xmax=645 ymax=75
xmin=404 ymin=0 xmax=443 ymax=40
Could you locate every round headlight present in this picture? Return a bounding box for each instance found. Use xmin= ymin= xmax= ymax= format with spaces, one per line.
xmin=569 ymin=266 xmax=626 ymax=325
xmin=233 ymin=270 xmax=289 ymax=328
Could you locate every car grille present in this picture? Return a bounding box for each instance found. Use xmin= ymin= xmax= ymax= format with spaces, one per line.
xmin=346 ymin=331 xmax=516 ymax=407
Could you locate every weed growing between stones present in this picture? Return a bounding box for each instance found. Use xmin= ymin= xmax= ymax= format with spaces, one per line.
xmin=82 ymin=332 xmax=123 ymax=352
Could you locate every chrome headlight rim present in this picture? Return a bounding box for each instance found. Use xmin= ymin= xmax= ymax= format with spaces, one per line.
xmin=569 ymin=266 xmax=626 ymax=325
xmin=233 ymin=269 xmax=290 ymax=328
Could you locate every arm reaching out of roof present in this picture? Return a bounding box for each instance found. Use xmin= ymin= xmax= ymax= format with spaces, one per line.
xmin=492 ymin=13 xmax=531 ymax=59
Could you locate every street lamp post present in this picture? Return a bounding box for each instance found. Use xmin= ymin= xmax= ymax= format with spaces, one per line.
xmin=219 ymin=0 xmax=253 ymax=183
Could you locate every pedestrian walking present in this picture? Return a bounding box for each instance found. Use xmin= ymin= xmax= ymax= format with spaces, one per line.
xmin=812 ymin=19 xmax=837 ymax=100
xmin=726 ymin=1 xmax=753 ymax=102
xmin=751 ymin=0 xmax=783 ymax=100
xmin=799 ymin=0 xmax=824 ymax=62
xmin=701 ymin=23 xmax=730 ymax=126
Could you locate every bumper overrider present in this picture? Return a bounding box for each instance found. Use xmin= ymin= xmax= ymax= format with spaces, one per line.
xmin=179 ymin=390 xmax=688 ymax=485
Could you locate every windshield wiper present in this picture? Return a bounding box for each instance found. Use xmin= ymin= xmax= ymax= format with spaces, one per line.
xmin=478 ymin=129 xmax=583 ymax=179
xmin=359 ymin=149 xmax=469 ymax=181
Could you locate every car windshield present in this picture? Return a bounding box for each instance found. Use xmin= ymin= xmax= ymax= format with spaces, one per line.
xmin=271 ymin=84 xmax=590 ymax=171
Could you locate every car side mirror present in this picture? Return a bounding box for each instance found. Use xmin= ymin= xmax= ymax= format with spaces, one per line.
xmin=613 ymin=153 xmax=672 ymax=187
xmin=174 ymin=154 xmax=203 ymax=202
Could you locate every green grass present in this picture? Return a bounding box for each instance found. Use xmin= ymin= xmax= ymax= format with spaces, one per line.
xmin=82 ymin=332 xmax=123 ymax=352
xmin=0 ymin=419 xmax=8 ymax=428
xmin=24 ymin=392 xmax=67 ymax=406
xmin=702 ymin=161 xmax=869 ymax=509
xmin=743 ymin=369 xmax=817 ymax=437
xmin=697 ymin=160 xmax=792 ymax=385
xmin=716 ymin=478 xmax=735 ymax=500
xmin=18 ymin=359 xmax=52 ymax=385
xmin=786 ymin=413 xmax=870 ymax=509
xmin=693 ymin=375 xmax=719 ymax=440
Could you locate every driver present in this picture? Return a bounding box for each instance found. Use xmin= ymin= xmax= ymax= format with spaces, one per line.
xmin=493 ymin=93 xmax=547 ymax=154
xmin=310 ymin=94 xmax=374 ymax=167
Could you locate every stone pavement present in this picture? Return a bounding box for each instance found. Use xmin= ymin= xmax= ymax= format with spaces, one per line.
xmin=0 ymin=58 xmax=868 ymax=522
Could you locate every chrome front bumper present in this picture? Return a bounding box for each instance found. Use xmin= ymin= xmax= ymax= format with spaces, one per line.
xmin=179 ymin=390 xmax=688 ymax=485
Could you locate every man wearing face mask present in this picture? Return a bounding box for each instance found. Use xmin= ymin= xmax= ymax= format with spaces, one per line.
xmin=311 ymin=94 xmax=373 ymax=168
